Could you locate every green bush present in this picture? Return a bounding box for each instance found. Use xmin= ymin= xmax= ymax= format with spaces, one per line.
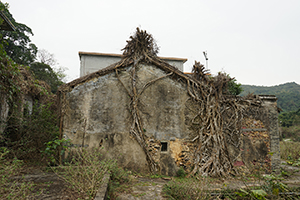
xmin=176 ymin=167 xmax=186 ymax=178
xmin=106 ymin=165 xmax=133 ymax=199
xmin=42 ymin=137 xmax=71 ymax=165
xmin=235 ymin=174 xmax=288 ymax=199
xmin=3 ymin=101 xmax=59 ymax=162
xmin=163 ymin=177 xmax=209 ymax=200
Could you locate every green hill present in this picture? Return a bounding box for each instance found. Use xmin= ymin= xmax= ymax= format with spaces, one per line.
xmin=240 ymin=82 xmax=300 ymax=112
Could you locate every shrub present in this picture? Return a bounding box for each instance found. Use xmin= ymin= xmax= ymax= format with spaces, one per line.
xmin=42 ymin=137 xmax=71 ymax=165
xmin=3 ymin=101 xmax=59 ymax=162
xmin=54 ymin=147 xmax=116 ymax=199
xmin=281 ymin=125 xmax=300 ymax=142
xmin=107 ymin=166 xmax=133 ymax=199
xmin=235 ymin=174 xmax=289 ymax=199
xmin=163 ymin=177 xmax=209 ymax=200
xmin=280 ymin=141 xmax=300 ymax=166
xmin=280 ymin=141 xmax=300 ymax=161
xmin=176 ymin=167 xmax=186 ymax=178
xmin=0 ymin=147 xmax=41 ymax=199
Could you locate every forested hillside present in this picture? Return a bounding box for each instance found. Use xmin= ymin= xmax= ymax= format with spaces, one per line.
xmin=240 ymin=82 xmax=300 ymax=112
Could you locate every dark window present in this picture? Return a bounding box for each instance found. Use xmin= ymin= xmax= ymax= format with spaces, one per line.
xmin=161 ymin=142 xmax=168 ymax=151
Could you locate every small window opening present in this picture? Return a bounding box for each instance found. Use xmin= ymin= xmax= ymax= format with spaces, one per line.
xmin=161 ymin=142 xmax=168 ymax=152
xmin=99 ymin=139 xmax=103 ymax=147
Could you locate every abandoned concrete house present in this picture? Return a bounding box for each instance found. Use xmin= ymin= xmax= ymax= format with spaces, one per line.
xmin=58 ymin=28 xmax=280 ymax=177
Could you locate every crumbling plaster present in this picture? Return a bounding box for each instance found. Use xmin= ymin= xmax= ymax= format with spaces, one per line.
xmin=63 ymin=64 xmax=195 ymax=173
xmin=62 ymin=63 xmax=280 ymax=175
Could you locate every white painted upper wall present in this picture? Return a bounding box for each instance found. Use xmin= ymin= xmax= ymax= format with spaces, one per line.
xmin=79 ymin=52 xmax=187 ymax=77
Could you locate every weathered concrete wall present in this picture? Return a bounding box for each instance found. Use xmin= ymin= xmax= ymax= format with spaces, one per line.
xmin=137 ymin=65 xmax=193 ymax=140
xmin=0 ymin=93 xmax=9 ymax=134
xmin=63 ymin=67 xmax=148 ymax=173
xmin=64 ymin=64 xmax=195 ymax=174
xmin=63 ymin=64 xmax=280 ymax=175
xmin=0 ymin=93 xmax=33 ymax=133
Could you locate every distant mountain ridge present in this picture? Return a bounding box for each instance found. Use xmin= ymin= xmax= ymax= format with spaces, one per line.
xmin=240 ymin=82 xmax=300 ymax=112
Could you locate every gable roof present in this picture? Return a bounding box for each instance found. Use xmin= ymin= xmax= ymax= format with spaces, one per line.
xmin=59 ymin=29 xmax=197 ymax=93
xmin=60 ymin=52 xmax=195 ymax=93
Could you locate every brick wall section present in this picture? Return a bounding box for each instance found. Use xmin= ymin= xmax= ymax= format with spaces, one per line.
xmin=260 ymin=95 xmax=281 ymax=172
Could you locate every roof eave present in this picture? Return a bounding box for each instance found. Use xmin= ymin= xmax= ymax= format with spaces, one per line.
xmin=78 ymin=51 xmax=187 ymax=63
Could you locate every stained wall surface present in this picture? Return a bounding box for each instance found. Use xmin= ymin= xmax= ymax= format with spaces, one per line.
xmin=62 ymin=64 xmax=280 ymax=175
xmin=64 ymin=64 xmax=194 ymax=174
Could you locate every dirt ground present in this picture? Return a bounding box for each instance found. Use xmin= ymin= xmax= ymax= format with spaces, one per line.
xmin=8 ymin=162 xmax=300 ymax=200
xmin=10 ymin=167 xmax=81 ymax=200
xmin=108 ymin=163 xmax=300 ymax=200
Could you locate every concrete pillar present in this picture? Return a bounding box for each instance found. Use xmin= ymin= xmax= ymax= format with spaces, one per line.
xmin=260 ymin=95 xmax=281 ymax=172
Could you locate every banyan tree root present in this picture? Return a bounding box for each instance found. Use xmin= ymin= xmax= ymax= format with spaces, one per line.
xmin=115 ymin=28 xmax=251 ymax=176
xmin=190 ymin=99 xmax=232 ymax=176
xmin=188 ymin=62 xmax=245 ymax=177
xmin=115 ymin=28 xmax=168 ymax=173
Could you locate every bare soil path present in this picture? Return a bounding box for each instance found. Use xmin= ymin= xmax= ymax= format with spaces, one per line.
xmin=114 ymin=177 xmax=169 ymax=200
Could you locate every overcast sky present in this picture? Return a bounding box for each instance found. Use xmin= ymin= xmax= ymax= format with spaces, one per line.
xmin=6 ymin=0 xmax=300 ymax=86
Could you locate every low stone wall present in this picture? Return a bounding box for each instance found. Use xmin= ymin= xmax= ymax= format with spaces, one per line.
xmin=94 ymin=173 xmax=110 ymax=200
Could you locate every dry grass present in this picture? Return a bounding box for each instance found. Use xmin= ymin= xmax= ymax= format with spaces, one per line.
xmin=280 ymin=141 xmax=300 ymax=161
xmin=54 ymin=147 xmax=116 ymax=199
xmin=281 ymin=125 xmax=300 ymax=142
xmin=163 ymin=176 xmax=211 ymax=200
xmin=0 ymin=148 xmax=42 ymax=200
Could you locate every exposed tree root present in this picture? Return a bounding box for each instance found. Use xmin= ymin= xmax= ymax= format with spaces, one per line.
xmin=59 ymin=28 xmax=266 ymax=177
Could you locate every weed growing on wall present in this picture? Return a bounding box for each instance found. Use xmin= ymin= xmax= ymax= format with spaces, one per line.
xmin=120 ymin=28 xmax=263 ymax=177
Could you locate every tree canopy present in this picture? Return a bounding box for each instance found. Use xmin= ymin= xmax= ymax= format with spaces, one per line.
xmin=279 ymin=108 xmax=300 ymax=127
xmin=0 ymin=3 xmax=66 ymax=93
xmin=30 ymin=62 xmax=63 ymax=93
xmin=0 ymin=2 xmax=37 ymax=65
xmin=227 ymin=77 xmax=243 ymax=95
xmin=241 ymin=82 xmax=300 ymax=112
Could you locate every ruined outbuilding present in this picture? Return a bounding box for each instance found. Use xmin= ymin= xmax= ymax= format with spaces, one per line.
xmin=58 ymin=28 xmax=280 ymax=176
